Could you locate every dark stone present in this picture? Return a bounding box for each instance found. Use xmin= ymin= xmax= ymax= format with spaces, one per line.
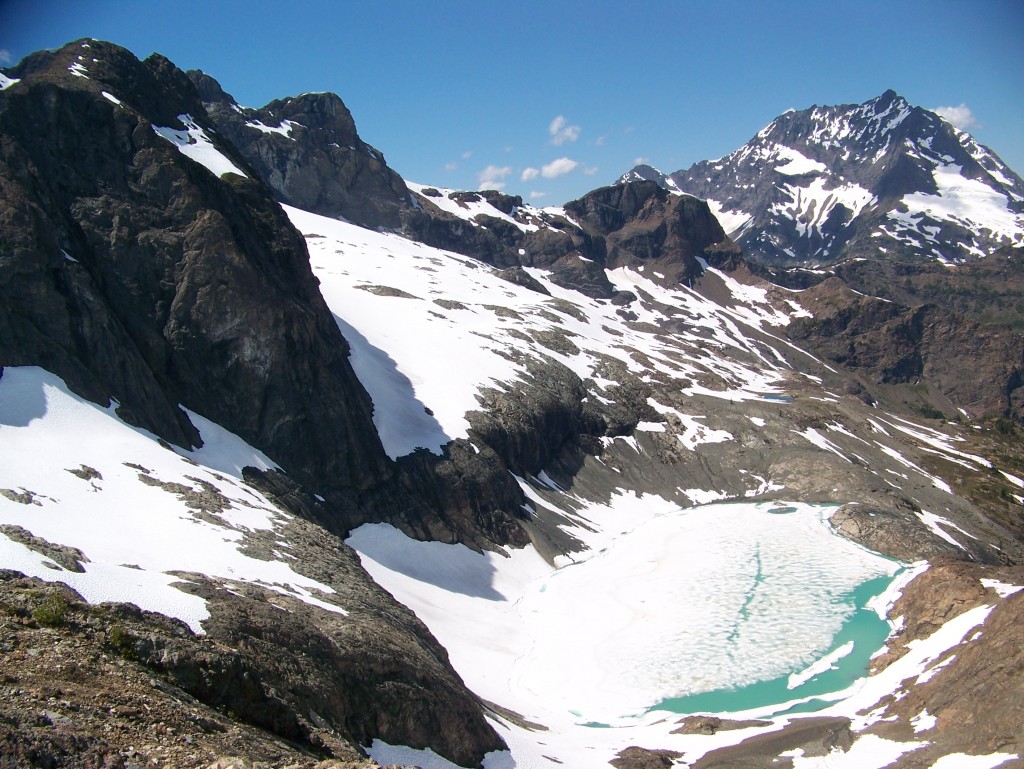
xmin=0 ymin=41 xmax=394 ymax=502
xmin=189 ymin=70 xmax=411 ymax=230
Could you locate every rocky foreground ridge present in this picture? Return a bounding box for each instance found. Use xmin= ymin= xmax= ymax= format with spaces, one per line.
xmin=1 ymin=40 xmax=1023 ymax=768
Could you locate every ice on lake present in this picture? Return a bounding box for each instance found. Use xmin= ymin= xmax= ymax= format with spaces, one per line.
xmin=349 ymin=498 xmax=901 ymax=727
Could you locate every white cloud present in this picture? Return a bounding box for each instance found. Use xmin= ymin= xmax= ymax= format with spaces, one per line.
xmin=521 ymin=167 xmax=540 ymax=182
xmin=0 ymin=49 xmax=12 ymax=65
xmin=541 ymin=157 xmax=579 ymax=179
xmin=461 ymin=150 xmax=473 ymax=159
xmin=933 ymin=103 xmax=980 ymax=131
xmin=479 ymin=164 xmax=512 ymax=191
xmin=530 ymin=191 xmax=548 ymax=200
xmin=549 ymin=115 xmax=581 ymax=146
xmin=633 ymin=157 xmax=650 ymax=166
xmin=444 ymin=162 xmax=459 ymax=172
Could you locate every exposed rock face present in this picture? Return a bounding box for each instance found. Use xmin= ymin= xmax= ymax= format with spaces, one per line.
xmin=564 ymin=180 xmax=741 ymax=282
xmin=863 ymin=560 xmax=1024 ymax=765
xmin=468 ymin=357 xmax=606 ymax=477
xmin=828 ymin=245 xmax=1024 ymax=331
xmin=189 ymin=71 xmax=411 ymax=229
xmin=0 ymin=564 xmax=503 ymax=768
xmin=400 ymin=180 xmax=739 ymax=299
xmin=0 ymin=40 xmax=508 ymax=764
xmin=0 ymin=40 xmax=393 ymax=501
xmin=830 ymin=503 xmax=968 ymax=562
xmin=786 ymin=278 xmax=1024 ymax=423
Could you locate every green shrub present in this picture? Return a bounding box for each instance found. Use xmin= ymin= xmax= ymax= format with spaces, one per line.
xmin=32 ymin=594 xmax=67 ymax=627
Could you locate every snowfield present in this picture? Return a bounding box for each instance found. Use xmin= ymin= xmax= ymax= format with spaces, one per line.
xmin=286 ymin=205 xmax=807 ymax=459
xmin=0 ymin=367 xmax=347 ymax=633
xmin=1 ymin=197 xmax=1020 ymax=769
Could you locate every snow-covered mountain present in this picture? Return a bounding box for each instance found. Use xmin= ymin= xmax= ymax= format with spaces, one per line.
xmin=2 ymin=42 xmax=1024 ymax=769
xmin=622 ymin=90 xmax=1024 ymax=266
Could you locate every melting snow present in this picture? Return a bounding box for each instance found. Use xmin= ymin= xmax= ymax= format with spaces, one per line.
xmin=774 ymin=145 xmax=828 ymax=176
xmin=245 ymin=118 xmax=300 ymax=138
xmin=0 ymin=367 xmax=344 ymax=634
xmin=705 ymin=198 xmax=753 ymax=237
xmin=152 ymin=113 xmax=248 ymax=179
xmin=349 ymin=500 xmax=898 ymax=727
xmin=927 ymin=754 xmax=1020 ymax=769
xmin=897 ymin=163 xmax=1024 ymax=245
xmin=0 ymin=73 xmax=20 ymax=90
xmin=980 ymin=578 xmax=1024 ymax=598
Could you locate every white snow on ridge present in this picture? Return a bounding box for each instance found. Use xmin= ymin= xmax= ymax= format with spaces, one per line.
xmin=287 ymin=205 xmax=799 ymax=458
xmin=245 ymin=118 xmax=300 ymax=138
xmin=0 ymin=73 xmax=20 ymax=90
xmin=896 ymin=162 xmax=1024 ymax=245
xmin=152 ymin=113 xmax=248 ymax=179
xmin=774 ymin=145 xmax=828 ymax=176
xmin=0 ymin=367 xmax=344 ymax=633
xmin=406 ymin=181 xmax=541 ymax=233
xmin=706 ymin=198 xmax=754 ymax=238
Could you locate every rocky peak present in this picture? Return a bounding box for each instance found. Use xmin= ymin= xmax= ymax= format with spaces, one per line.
xmin=187 ymin=69 xmax=411 ymax=229
xmin=565 ymin=181 xmax=740 ymax=281
xmin=628 ymin=91 xmax=1024 ymax=266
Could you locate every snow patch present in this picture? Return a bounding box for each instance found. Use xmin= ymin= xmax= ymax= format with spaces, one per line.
xmin=152 ymin=114 xmax=248 ymax=179
xmin=0 ymin=367 xmax=344 ymax=634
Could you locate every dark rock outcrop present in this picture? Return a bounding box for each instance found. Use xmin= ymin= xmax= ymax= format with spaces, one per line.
xmin=0 ymin=40 xmax=393 ymax=501
xmin=830 ymin=503 xmax=966 ymax=562
xmin=189 ymin=71 xmax=411 ymax=230
xmin=564 ymin=180 xmax=741 ymax=283
xmin=399 ymin=180 xmax=738 ymax=299
xmin=787 ymin=278 xmax=1024 ymax=423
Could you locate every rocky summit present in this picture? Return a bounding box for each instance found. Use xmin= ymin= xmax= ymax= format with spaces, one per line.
xmin=1 ymin=41 xmax=1023 ymax=769
xmin=623 ymin=90 xmax=1024 ymax=267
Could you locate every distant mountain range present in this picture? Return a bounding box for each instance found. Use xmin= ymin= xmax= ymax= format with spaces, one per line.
xmin=620 ymin=90 xmax=1024 ymax=267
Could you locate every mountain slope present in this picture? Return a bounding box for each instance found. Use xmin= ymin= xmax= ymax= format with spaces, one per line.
xmin=2 ymin=41 xmax=1024 ymax=769
xmin=0 ymin=39 xmax=506 ymax=765
xmin=624 ymin=90 xmax=1024 ymax=266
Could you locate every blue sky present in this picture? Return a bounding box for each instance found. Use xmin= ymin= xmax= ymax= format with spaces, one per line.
xmin=2 ymin=0 xmax=1022 ymax=205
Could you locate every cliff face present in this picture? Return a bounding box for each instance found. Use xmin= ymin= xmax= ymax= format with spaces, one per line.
xmin=0 ymin=40 xmax=393 ymax=500
xmin=0 ymin=40 xmax=506 ymax=766
xmin=189 ymin=70 xmax=412 ymax=230
xmin=787 ymin=278 xmax=1024 ymax=423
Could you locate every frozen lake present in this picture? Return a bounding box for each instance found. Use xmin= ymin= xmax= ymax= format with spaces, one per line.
xmin=348 ymin=497 xmax=901 ymax=730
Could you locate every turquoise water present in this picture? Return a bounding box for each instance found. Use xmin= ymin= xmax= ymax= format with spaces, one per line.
xmin=648 ymin=572 xmax=897 ymax=718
